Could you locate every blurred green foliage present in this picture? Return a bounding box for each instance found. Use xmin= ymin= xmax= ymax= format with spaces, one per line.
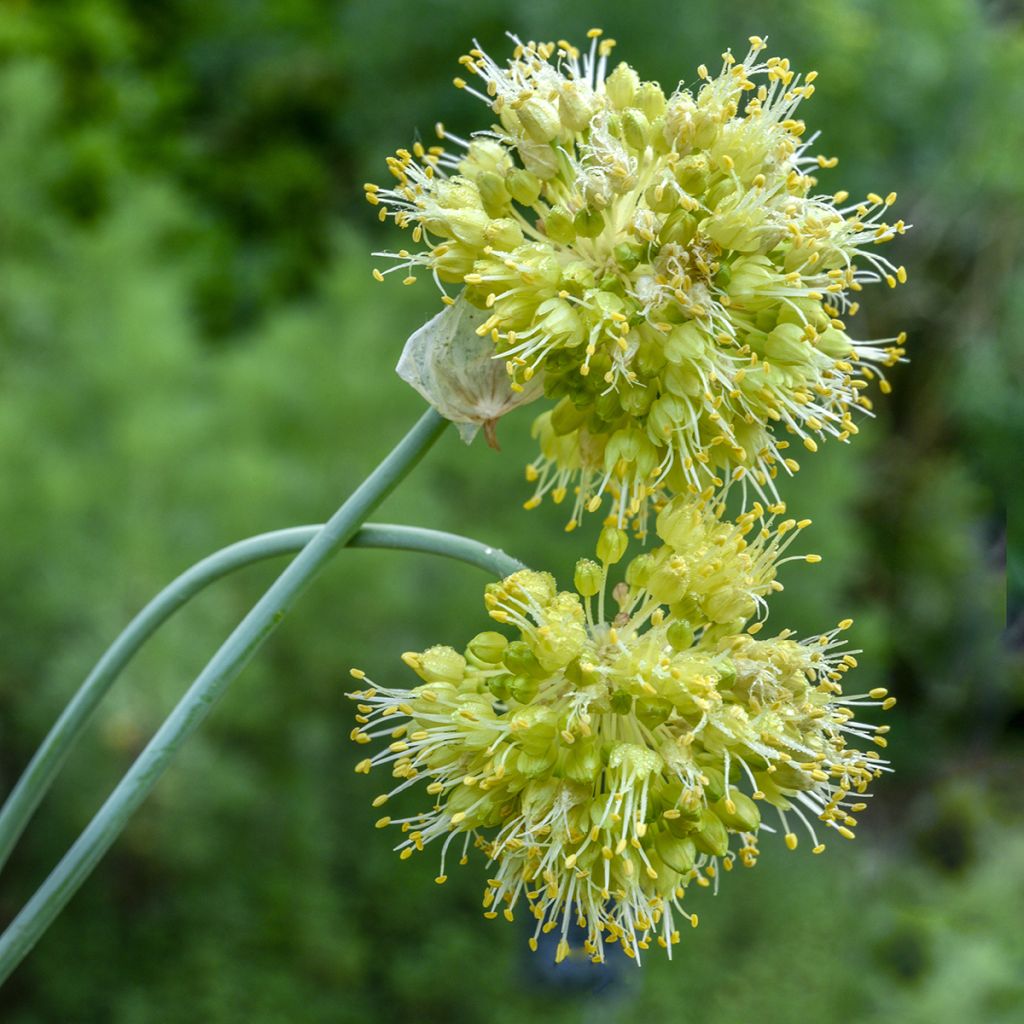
xmin=0 ymin=1 xmax=1020 ymax=1021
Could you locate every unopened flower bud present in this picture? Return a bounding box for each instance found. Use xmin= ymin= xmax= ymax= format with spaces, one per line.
xmin=636 ymin=81 xmax=667 ymax=120
xmin=411 ymin=645 xmax=466 ymax=684
xmin=558 ymin=82 xmax=596 ymax=132
xmin=574 ymin=207 xmax=606 ymax=238
xmin=621 ymin=109 xmax=650 ymax=151
xmin=476 ymin=171 xmax=511 ymax=217
xmin=605 ymin=62 xmax=640 ymax=109
xmin=667 ymin=619 xmax=695 ymax=651
xmin=516 ymin=97 xmax=562 ymax=143
xmin=466 ymin=631 xmax=509 ymax=665
xmin=597 ymin=526 xmax=628 ymax=565
xmin=816 ymin=326 xmax=854 ymax=359
xmin=574 ymin=559 xmax=604 ymax=597
xmin=713 ymin=792 xmax=761 ymax=832
xmin=673 ymin=153 xmax=710 ymax=194
xmin=659 ymin=208 xmax=697 ymax=246
xmin=764 ymin=323 xmax=811 ymax=365
xmin=545 ymin=205 xmax=577 ymax=244
xmin=505 ymin=167 xmax=542 ymax=206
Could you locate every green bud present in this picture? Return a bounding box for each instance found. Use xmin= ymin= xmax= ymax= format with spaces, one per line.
xmin=654 ymin=832 xmax=697 ymax=874
xmin=509 ymin=674 xmax=540 ymax=704
xmin=764 ymin=322 xmax=811 ymax=365
xmin=466 ymin=631 xmax=509 ymax=665
xmin=777 ymin=297 xmax=830 ymax=333
xmin=563 ymin=739 xmax=602 ymax=782
xmin=424 ymin=207 xmax=489 ymax=247
xmin=506 ymin=167 xmax=542 ymax=206
xmin=647 ymin=557 xmax=690 ymax=605
xmin=727 ymin=255 xmax=776 ymax=302
xmin=545 ymin=205 xmax=577 ymax=244
xmin=673 ymin=153 xmax=710 ymax=195
xmin=516 ymin=96 xmax=562 ymax=143
xmin=603 ymin=426 xmax=659 ymax=478
xmin=412 ymin=645 xmax=466 ymax=684
xmin=516 ymin=748 xmax=556 ymax=776
xmin=535 ymin=296 xmax=584 ymax=346
xmin=558 ymin=82 xmax=595 ymax=132
xmin=663 ymin=323 xmax=704 ymax=364
xmin=574 ymin=559 xmax=604 ymax=597
xmin=513 ymin=710 xmax=558 ymax=756
xmin=770 ymin=761 xmax=814 ymax=789
xmin=483 ymin=217 xmax=524 ymax=251
xmin=645 ymin=180 xmax=679 ymax=214
xmin=621 ymin=108 xmax=650 ymax=151
xmin=816 ymin=326 xmax=854 ymax=359
xmin=705 ymin=175 xmax=737 ymax=210
xmin=702 ymin=617 xmax=747 ymax=644
xmin=646 ymin=393 xmax=688 ymax=441
xmin=656 ymin=496 xmax=701 ymax=548
xmin=666 ymin=792 xmax=704 ymax=832
xmin=485 ymin=672 xmax=513 ymax=701
xmin=625 ymin=552 xmax=655 ymax=588
xmin=658 ymin=208 xmax=697 ymax=246
xmin=598 ymin=272 xmax=625 ymax=295
xmin=574 ymin=207 xmax=606 ymax=238
xmin=662 ymin=362 xmax=703 ymax=397
xmin=703 ymin=207 xmax=762 ymax=253
xmin=597 ymin=526 xmax=629 ymax=565
xmin=613 ymin=241 xmax=644 ymax=271
xmin=704 ymin=586 xmax=756 ymax=623
xmin=619 ymin=379 xmax=655 ymax=417
xmin=459 ymin=139 xmax=510 ymax=178
xmin=692 ymin=808 xmax=730 ymax=857
xmin=504 ymin=639 xmax=547 ymax=678
xmin=605 ymin=62 xmax=640 ymax=109
xmin=634 ymin=331 xmax=668 ymax=376
xmin=551 ymin=396 xmax=590 ymax=435
xmin=713 ymin=792 xmax=761 ymax=832
xmin=476 ymin=171 xmax=510 ymax=217
xmin=701 ymin=767 xmax=726 ymax=803
xmin=519 ymin=138 xmax=560 ymax=179
xmin=636 ymin=81 xmax=667 ymax=120
xmin=667 ymin=619 xmax=695 ymax=651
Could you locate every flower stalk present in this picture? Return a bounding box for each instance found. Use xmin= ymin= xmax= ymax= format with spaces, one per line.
xmin=0 ymin=522 xmax=523 ymax=879
xmin=0 ymin=409 xmax=452 ymax=984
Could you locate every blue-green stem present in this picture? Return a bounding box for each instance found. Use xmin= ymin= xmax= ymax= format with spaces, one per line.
xmin=0 ymin=408 xmax=462 ymax=985
xmin=0 ymin=523 xmax=523 ymax=878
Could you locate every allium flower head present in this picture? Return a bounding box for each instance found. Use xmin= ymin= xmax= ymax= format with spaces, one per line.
xmin=367 ymin=31 xmax=908 ymax=530
xmin=348 ymin=497 xmax=894 ymax=963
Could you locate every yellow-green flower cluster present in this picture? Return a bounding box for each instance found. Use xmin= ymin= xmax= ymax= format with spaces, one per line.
xmin=348 ymin=497 xmax=893 ymax=962
xmin=367 ymin=31 xmax=908 ymax=529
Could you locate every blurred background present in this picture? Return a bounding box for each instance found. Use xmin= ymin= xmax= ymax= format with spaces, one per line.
xmin=0 ymin=1 xmax=1020 ymax=1021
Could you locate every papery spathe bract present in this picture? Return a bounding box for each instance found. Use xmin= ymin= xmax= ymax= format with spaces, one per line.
xmin=348 ymin=496 xmax=894 ymax=963
xmin=368 ymin=30 xmax=909 ymax=533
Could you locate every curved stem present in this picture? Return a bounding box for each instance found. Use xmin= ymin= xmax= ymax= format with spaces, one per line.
xmin=0 ymin=523 xmax=523 ymax=877
xmin=0 ymin=408 xmax=452 ymax=985
xmin=351 ymin=524 xmax=523 ymax=577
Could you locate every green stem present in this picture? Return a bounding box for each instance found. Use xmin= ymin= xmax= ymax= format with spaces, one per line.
xmin=0 ymin=408 xmax=453 ymax=985
xmin=0 ymin=523 xmax=523 ymax=877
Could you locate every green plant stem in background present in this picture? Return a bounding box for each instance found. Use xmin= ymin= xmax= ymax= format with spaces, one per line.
xmin=0 ymin=408 xmax=453 ymax=985
xmin=0 ymin=523 xmax=523 ymax=877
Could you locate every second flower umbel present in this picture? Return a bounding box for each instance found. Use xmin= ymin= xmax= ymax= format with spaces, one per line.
xmin=349 ymin=496 xmax=894 ymax=964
